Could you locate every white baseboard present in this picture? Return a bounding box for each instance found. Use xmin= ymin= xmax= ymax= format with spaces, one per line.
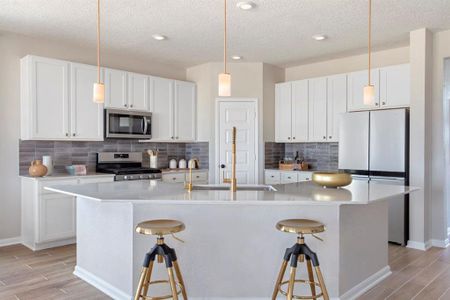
xmin=74 ymin=266 xmax=131 ymax=300
xmin=339 ymin=266 xmax=391 ymax=300
xmin=431 ymin=238 xmax=450 ymax=248
xmin=0 ymin=236 xmax=22 ymax=247
xmin=22 ymin=237 xmax=76 ymax=251
xmin=407 ymin=240 xmax=432 ymax=251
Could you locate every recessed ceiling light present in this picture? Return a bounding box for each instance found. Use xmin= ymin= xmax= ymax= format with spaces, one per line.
xmin=237 ymin=1 xmax=255 ymax=10
xmin=312 ymin=34 xmax=327 ymax=41
xmin=231 ymin=56 xmax=242 ymax=60
xmin=152 ymin=34 xmax=167 ymax=41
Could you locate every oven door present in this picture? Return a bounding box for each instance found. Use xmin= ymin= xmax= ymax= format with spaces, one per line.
xmin=106 ymin=109 xmax=152 ymax=139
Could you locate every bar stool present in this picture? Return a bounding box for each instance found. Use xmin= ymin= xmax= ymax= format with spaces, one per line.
xmin=272 ymin=219 xmax=329 ymax=300
xmin=134 ymin=219 xmax=187 ymax=300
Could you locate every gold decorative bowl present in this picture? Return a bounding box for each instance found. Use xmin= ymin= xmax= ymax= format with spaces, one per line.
xmin=312 ymin=172 xmax=352 ymax=188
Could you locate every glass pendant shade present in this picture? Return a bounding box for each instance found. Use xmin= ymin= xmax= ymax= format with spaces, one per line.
xmin=363 ymin=84 xmax=375 ymax=106
xmin=93 ymin=82 xmax=105 ymax=104
xmin=218 ymin=73 xmax=231 ymax=97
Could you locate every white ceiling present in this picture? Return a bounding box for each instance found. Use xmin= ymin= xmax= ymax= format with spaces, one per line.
xmin=1 ymin=0 xmax=450 ymax=68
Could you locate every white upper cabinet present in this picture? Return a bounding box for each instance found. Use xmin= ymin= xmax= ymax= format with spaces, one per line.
xmin=21 ymin=56 xmax=70 ymax=140
xmin=327 ymin=74 xmax=347 ymax=142
xmin=308 ymin=77 xmax=328 ymax=142
xmin=127 ymin=72 xmax=150 ymax=111
xmin=379 ymin=64 xmax=410 ymax=108
xmin=291 ymin=80 xmax=308 ymax=142
xmin=347 ymin=69 xmax=380 ymax=111
xmin=104 ymin=68 xmax=128 ymax=109
xmin=275 ymin=82 xmax=292 ymax=142
xmin=174 ymin=81 xmax=196 ymax=141
xmin=70 ymin=63 xmax=103 ymax=140
xmin=150 ymin=76 xmax=174 ymax=141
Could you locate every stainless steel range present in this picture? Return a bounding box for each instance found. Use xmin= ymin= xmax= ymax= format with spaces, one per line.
xmin=96 ymin=152 xmax=162 ymax=181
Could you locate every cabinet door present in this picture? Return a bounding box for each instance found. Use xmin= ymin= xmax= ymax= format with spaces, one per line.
xmin=308 ymin=77 xmax=328 ymax=142
xmin=380 ymin=64 xmax=410 ymax=108
xmin=174 ymin=81 xmax=196 ymax=141
xmin=327 ymin=74 xmax=347 ymax=141
xmin=104 ymin=68 xmax=128 ymax=109
xmin=127 ymin=72 xmax=150 ymax=111
xmin=70 ymin=63 xmax=104 ymax=140
xmin=38 ymin=194 xmax=76 ymax=242
xmin=29 ymin=56 xmax=70 ymax=139
xmin=291 ymin=80 xmax=309 ymax=142
xmin=150 ymin=77 xmax=174 ymax=140
xmin=275 ymin=82 xmax=292 ymax=142
xmin=347 ymin=69 xmax=380 ymax=111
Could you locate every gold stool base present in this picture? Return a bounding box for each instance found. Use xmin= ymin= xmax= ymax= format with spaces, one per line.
xmin=142 ymin=280 xmax=183 ymax=300
xmin=278 ymin=279 xmax=323 ymax=300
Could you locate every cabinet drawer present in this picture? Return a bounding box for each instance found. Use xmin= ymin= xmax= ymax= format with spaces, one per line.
xmin=78 ymin=177 xmax=114 ymax=184
xmin=298 ymin=172 xmax=313 ymax=182
xmin=162 ymin=173 xmax=186 ymax=183
xmin=281 ymin=172 xmax=298 ymax=184
xmin=188 ymin=172 xmax=208 ymax=183
xmin=265 ymin=171 xmax=281 ymax=184
xmin=39 ymin=179 xmax=78 ymax=195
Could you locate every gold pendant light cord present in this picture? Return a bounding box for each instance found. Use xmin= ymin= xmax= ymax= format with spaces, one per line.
xmin=224 ymin=0 xmax=227 ymax=74
xmin=97 ymin=0 xmax=101 ymax=83
xmin=368 ymin=0 xmax=372 ymax=85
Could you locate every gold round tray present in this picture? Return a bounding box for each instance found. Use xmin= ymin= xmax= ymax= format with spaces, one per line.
xmin=312 ymin=172 xmax=352 ymax=188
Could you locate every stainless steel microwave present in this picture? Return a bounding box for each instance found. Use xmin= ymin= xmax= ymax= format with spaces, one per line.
xmin=105 ymin=109 xmax=152 ymax=139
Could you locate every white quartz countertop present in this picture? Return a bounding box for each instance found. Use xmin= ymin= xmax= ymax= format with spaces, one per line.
xmin=20 ymin=172 xmax=115 ymax=181
xmin=45 ymin=180 xmax=417 ymax=206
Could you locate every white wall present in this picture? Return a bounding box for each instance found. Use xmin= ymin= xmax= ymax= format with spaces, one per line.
xmin=0 ymin=32 xmax=185 ymax=241
xmin=285 ymin=46 xmax=410 ymax=81
xmin=186 ymin=62 xmax=284 ymax=183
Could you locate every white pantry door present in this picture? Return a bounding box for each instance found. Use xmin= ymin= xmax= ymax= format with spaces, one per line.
xmin=217 ymin=99 xmax=258 ymax=184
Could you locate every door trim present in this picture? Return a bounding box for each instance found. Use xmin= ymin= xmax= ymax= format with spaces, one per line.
xmin=215 ymin=98 xmax=259 ymax=184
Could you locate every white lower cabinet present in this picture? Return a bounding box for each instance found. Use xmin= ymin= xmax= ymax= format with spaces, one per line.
xmin=265 ymin=170 xmax=312 ymax=185
xmin=162 ymin=170 xmax=208 ymax=184
xmin=21 ymin=175 xmax=114 ymax=251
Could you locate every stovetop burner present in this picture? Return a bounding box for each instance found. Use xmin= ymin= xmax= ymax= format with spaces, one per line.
xmin=96 ymin=152 xmax=162 ymax=181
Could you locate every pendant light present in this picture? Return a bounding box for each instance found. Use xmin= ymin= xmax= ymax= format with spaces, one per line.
xmin=93 ymin=0 xmax=105 ymax=103
xmin=363 ymin=0 xmax=374 ymax=106
xmin=218 ymin=0 xmax=231 ymax=97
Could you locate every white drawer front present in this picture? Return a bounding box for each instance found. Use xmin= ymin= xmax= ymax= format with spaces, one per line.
xmin=265 ymin=171 xmax=281 ymax=184
xmin=187 ymin=171 xmax=208 ymax=183
xmin=162 ymin=173 xmax=186 ymax=183
xmin=298 ymin=172 xmax=313 ymax=181
xmin=78 ymin=176 xmax=114 ymax=184
xmin=281 ymin=172 xmax=298 ymax=184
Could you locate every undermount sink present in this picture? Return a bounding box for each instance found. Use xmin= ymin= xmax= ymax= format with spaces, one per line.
xmin=191 ymin=184 xmax=277 ymax=192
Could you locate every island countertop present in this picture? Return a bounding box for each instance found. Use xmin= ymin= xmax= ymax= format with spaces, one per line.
xmin=45 ymin=179 xmax=416 ymax=205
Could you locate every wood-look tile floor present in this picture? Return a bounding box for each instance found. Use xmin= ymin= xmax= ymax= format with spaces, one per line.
xmin=1 ymin=243 xmax=450 ymax=299
xmin=0 ymin=244 xmax=110 ymax=300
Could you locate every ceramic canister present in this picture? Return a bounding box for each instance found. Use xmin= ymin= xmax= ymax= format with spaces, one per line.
xmin=178 ymin=159 xmax=187 ymax=169
xmin=29 ymin=160 xmax=48 ymax=177
xmin=42 ymin=155 xmax=53 ymax=176
xmin=169 ymin=159 xmax=178 ymax=169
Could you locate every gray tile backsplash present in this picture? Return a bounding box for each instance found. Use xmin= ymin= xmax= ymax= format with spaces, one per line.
xmin=19 ymin=140 xmax=209 ymax=175
xmin=265 ymin=142 xmax=338 ymax=171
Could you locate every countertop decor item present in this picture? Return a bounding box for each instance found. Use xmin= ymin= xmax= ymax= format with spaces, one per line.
xmin=147 ymin=149 xmax=159 ymax=169
xmin=42 ymin=155 xmax=53 ymax=176
xmin=169 ymin=159 xmax=177 ymax=169
xmin=65 ymin=165 xmax=87 ymax=176
xmin=178 ymin=159 xmax=187 ymax=169
xmin=29 ymin=160 xmax=48 ymax=177
xmin=312 ymin=172 xmax=352 ymax=188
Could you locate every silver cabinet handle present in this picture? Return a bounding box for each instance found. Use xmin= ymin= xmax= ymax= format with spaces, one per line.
xmin=124 ymin=104 xmax=128 ymax=107
xmin=375 ymin=102 xmax=379 ymax=106
xmin=293 ymin=137 xmax=296 ymax=140
xmin=288 ymin=137 xmax=291 ymax=140
xmin=329 ymin=136 xmax=332 ymax=139
xmin=323 ymin=136 xmax=326 ymax=139
xmin=72 ymin=133 xmax=76 ymax=137
xmin=65 ymin=133 xmax=69 ymax=137
xmin=382 ymin=101 xmax=386 ymax=105
xmin=130 ymin=104 xmax=133 ymax=108
xmin=171 ymin=136 xmax=174 ymax=139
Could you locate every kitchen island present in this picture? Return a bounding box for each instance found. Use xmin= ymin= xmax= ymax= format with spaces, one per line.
xmin=47 ymin=180 xmax=415 ymax=300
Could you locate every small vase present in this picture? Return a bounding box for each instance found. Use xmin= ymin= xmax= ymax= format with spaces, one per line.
xmin=29 ymin=160 xmax=48 ymax=177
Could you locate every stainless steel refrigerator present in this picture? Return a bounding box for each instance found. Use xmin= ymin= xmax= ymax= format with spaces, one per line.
xmin=338 ymin=108 xmax=409 ymax=245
